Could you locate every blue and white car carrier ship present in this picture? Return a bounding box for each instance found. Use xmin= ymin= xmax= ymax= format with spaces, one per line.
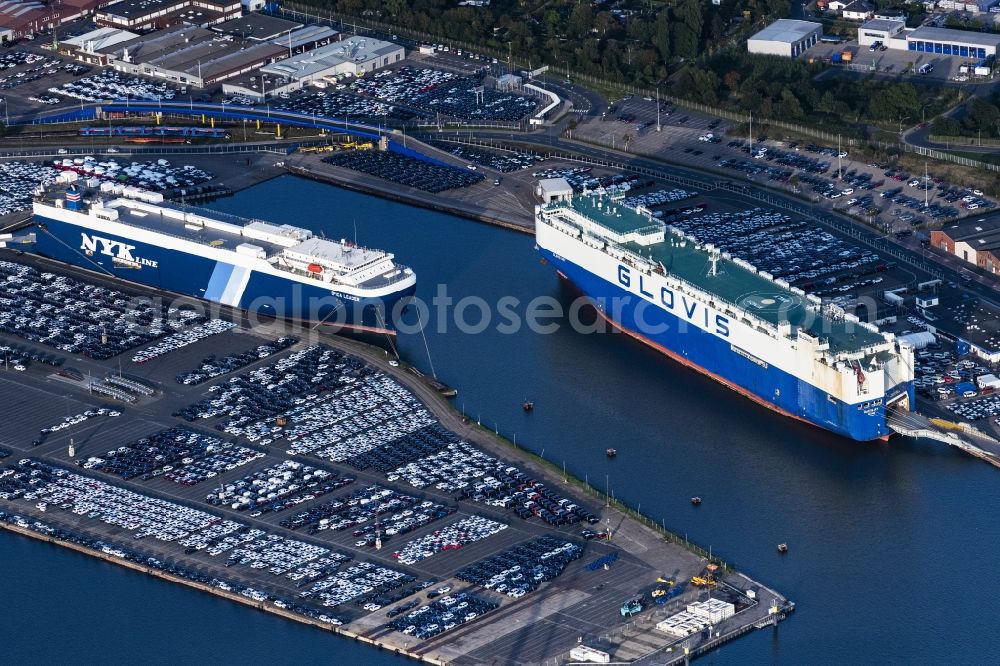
xmin=28 ymin=177 xmax=416 ymax=334
xmin=535 ymin=192 xmax=915 ymax=441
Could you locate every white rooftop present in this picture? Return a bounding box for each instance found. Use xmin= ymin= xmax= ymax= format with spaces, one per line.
xmin=749 ymin=19 xmax=821 ymax=43
xmin=859 ymin=18 xmax=906 ymax=32
xmin=285 ymin=236 xmax=386 ymax=270
xmin=908 ymin=26 xmax=1000 ymax=48
xmin=62 ymin=27 xmax=140 ymax=52
xmin=262 ymin=35 xmax=400 ymax=80
xmin=538 ymin=177 xmax=573 ymax=194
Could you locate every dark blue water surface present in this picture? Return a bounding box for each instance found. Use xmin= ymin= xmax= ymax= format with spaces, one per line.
xmin=7 ymin=175 xmax=1000 ymax=664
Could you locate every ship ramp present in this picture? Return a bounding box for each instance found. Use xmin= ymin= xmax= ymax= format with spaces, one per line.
xmin=888 ymin=408 xmax=1000 ymax=469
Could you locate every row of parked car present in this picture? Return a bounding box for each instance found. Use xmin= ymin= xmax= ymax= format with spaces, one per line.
xmin=0 ymin=260 xmax=205 ymax=360
xmin=671 ymin=209 xmax=881 ymax=290
xmin=324 ymin=151 xmax=484 ymax=193
xmin=35 ymin=406 xmax=120 ymax=447
xmin=175 ymin=336 xmax=298 ymax=385
xmin=0 ymin=506 xmax=347 ymax=626
xmin=132 ymin=319 xmax=236 ymax=364
xmin=388 ymin=590 xmax=500 ymax=640
xmin=457 ymin=536 xmax=583 ymax=599
xmin=352 ymin=67 xmax=537 ymax=121
xmin=207 ymin=459 xmax=344 ymax=513
xmin=386 ymin=439 xmax=600 ymax=526
xmin=50 ymin=70 xmax=180 ymax=102
xmin=0 ymin=161 xmax=59 ymax=215
xmin=175 ymin=345 xmax=368 ymax=429
xmin=0 ymin=56 xmax=85 ymax=91
xmin=0 ymin=459 xmax=222 ymax=540
xmin=278 ymin=482 xmax=455 ymax=546
xmin=298 ymin=560 xmax=414 ymax=610
xmin=426 ymin=141 xmax=542 ymax=173
xmin=80 ymin=426 xmax=257 ymax=482
xmin=390 ymin=515 xmax=508 ymax=565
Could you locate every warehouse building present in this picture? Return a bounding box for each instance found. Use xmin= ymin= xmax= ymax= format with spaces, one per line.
xmin=930 ymin=217 xmax=1000 ymax=273
xmin=221 ymin=35 xmax=403 ymax=100
xmin=107 ymin=24 xmax=286 ymax=87
xmin=60 ymin=27 xmax=140 ymax=65
xmin=276 ymin=24 xmax=338 ymax=54
xmin=0 ymin=1 xmax=51 ymax=40
xmin=747 ymin=19 xmax=823 ymax=58
xmin=0 ymin=0 xmax=104 ymax=41
xmin=856 ymin=18 xmax=907 ymax=48
xmin=213 ymin=12 xmax=301 ymax=41
xmin=904 ymin=26 xmax=1000 ymax=59
xmin=95 ymin=0 xmax=241 ymax=31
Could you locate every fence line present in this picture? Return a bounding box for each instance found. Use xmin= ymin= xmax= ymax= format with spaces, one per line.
xmin=927 ymin=134 xmax=1000 ymax=147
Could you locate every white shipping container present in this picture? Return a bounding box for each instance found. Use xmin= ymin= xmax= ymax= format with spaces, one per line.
xmin=568 ymin=646 xmax=611 ymax=663
xmin=976 ymin=373 xmax=1000 ymax=389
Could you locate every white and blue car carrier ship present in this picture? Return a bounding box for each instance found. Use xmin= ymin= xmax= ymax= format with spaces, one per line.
xmin=29 ymin=177 xmax=416 ymax=334
xmin=536 ymin=192 xmax=915 ymax=441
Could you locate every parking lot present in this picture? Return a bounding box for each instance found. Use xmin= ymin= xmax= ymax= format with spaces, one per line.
xmin=806 ymin=40 xmax=984 ymax=82
xmin=571 ymin=97 xmax=997 ymax=236
xmin=0 ymin=254 xmax=777 ymax=665
xmin=0 ymin=46 xmax=98 ymax=118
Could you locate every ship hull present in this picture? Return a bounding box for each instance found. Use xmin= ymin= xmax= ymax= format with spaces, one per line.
xmin=540 ymin=246 xmax=900 ymax=441
xmin=30 ymin=214 xmax=415 ymax=334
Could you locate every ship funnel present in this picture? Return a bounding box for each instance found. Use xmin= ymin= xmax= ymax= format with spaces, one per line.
xmin=65 ymin=186 xmax=82 ymax=212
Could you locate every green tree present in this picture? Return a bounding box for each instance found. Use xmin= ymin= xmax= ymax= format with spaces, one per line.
xmin=651 ymin=9 xmax=671 ymax=63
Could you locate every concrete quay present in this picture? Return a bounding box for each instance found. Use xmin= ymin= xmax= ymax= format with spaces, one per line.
xmin=0 ymin=253 xmax=793 ymax=665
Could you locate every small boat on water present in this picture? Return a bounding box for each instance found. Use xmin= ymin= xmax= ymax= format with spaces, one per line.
xmin=522 ymin=400 xmax=534 ymax=412
xmin=605 ymin=448 xmax=617 ymax=458
xmin=690 ymin=497 xmax=702 ymax=506
xmin=777 ymin=543 xmax=789 ymax=554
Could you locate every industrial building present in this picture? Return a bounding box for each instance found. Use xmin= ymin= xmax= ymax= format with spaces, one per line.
xmin=856 ymin=18 xmax=907 ymax=48
xmin=904 ymin=26 xmax=1000 ymax=59
xmin=95 ymin=0 xmax=241 ymax=31
xmin=212 ymin=12 xmax=301 ymax=41
xmin=0 ymin=1 xmax=52 ymax=40
xmin=930 ymin=217 xmax=1000 ymax=273
xmin=106 ymin=24 xmax=286 ymax=87
xmin=60 ymin=27 xmax=140 ymax=65
xmin=272 ymin=24 xmax=338 ymax=55
xmin=747 ymin=19 xmax=823 ymax=58
xmin=858 ymin=22 xmax=1000 ymax=58
xmin=0 ymin=0 xmax=101 ymax=40
xmin=221 ymin=35 xmax=403 ymax=100
xmin=0 ymin=0 xmax=102 ymax=42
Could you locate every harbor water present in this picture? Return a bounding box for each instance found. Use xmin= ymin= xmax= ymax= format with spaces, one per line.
xmin=6 ymin=175 xmax=1000 ymax=664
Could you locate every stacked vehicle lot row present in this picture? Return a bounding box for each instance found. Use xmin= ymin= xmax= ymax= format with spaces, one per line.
xmin=0 ymin=255 xmax=617 ymax=645
xmin=0 ymin=260 xmax=210 ymax=359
